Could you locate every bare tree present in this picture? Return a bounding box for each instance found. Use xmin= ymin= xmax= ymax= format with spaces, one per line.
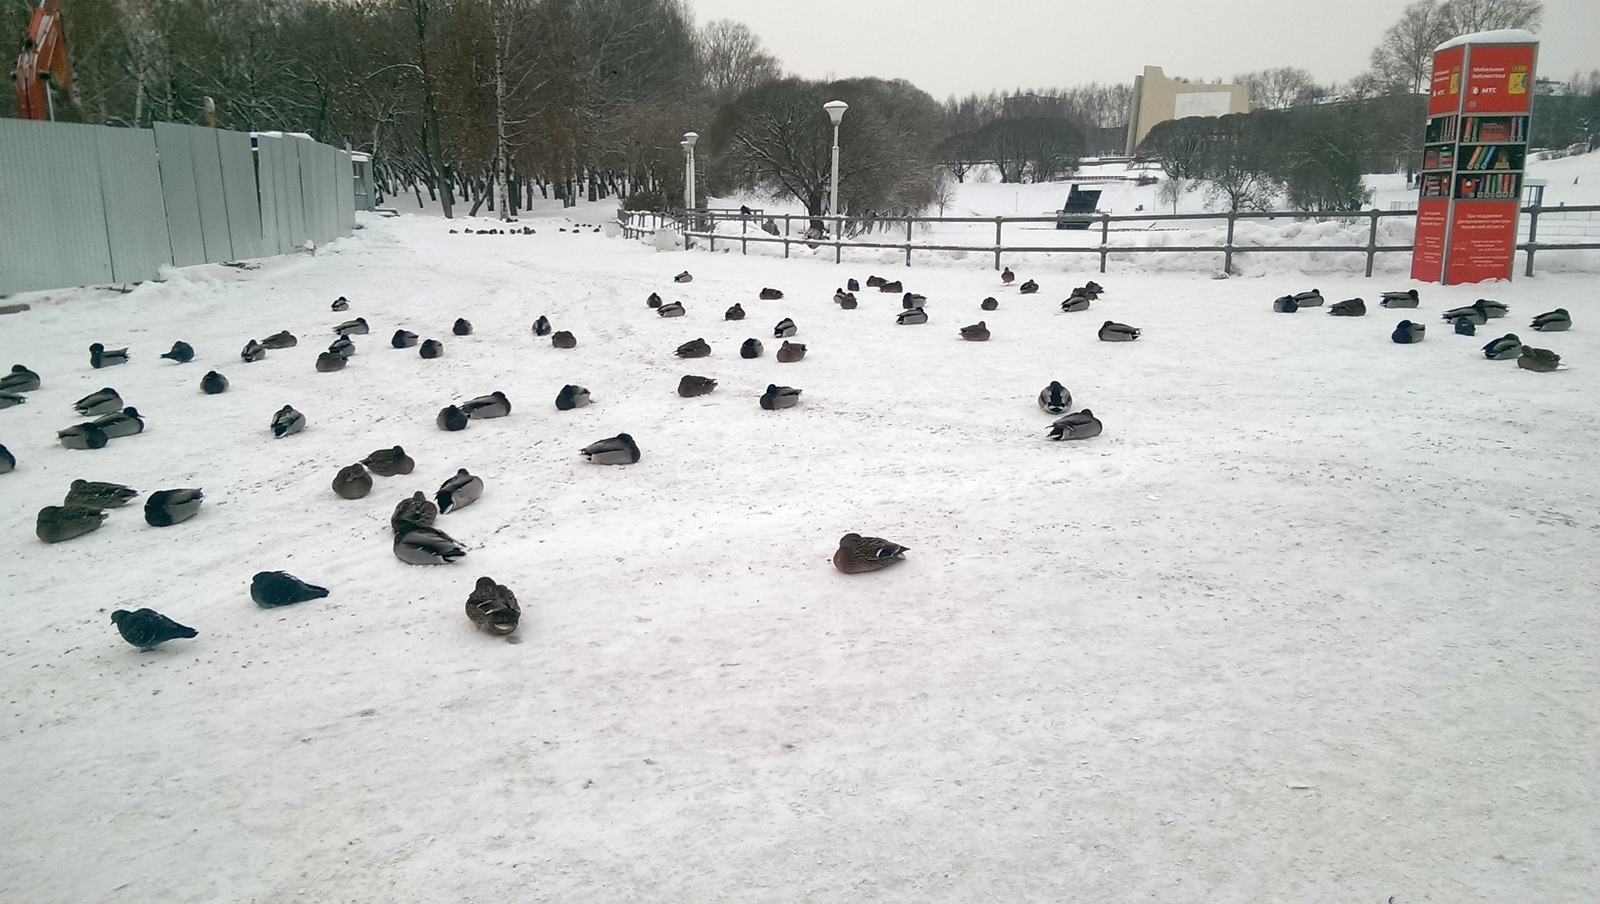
xmin=1437 ymin=0 xmax=1543 ymax=33
xmin=1234 ymin=67 xmax=1325 ymax=109
xmin=1368 ymin=0 xmax=1451 ymax=95
xmin=696 ymin=19 xmax=780 ymax=104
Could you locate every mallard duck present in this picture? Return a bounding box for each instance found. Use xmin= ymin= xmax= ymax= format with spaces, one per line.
xmin=1530 ymin=308 xmax=1570 ymax=331
xmin=272 ymin=405 xmax=305 ymax=437
xmin=437 ymin=404 xmax=469 ymax=431
xmin=834 ymin=289 xmax=855 ymax=307
xmin=261 ymin=330 xmax=298 ymax=349
xmin=461 ymin=391 xmax=511 ymax=419
xmin=1098 ymin=321 xmax=1140 ymax=341
xmin=0 ymin=444 xmax=13 ymax=474
xmin=240 ymin=339 xmax=267 ymax=362
xmin=866 ymin=275 xmax=886 ymax=288
xmin=760 ymin=384 xmax=801 ymax=410
xmin=315 ymin=351 xmax=347 ymax=372
xmin=1442 ymin=303 xmax=1487 ymax=325
xmin=453 ymin=318 xmax=473 ymax=336
xmin=200 ymin=371 xmax=229 ymax=394
xmin=0 ymin=391 xmax=23 ymax=409
xmin=331 ymin=296 xmax=350 ymax=312
xmin=64 ymin=479 xmax=138 ymax=508
xmin=110 ymin=608 xmax=196 ymax=650
xmin=1391 ymin=320 xmax=1425 ymax=344
xmin=1038 ymin=381 xmax=1072 ymax=414
xmin=391 ymin=490 xmax=439 ymax=533
xmin=1083 ymin=280 xmax=1104 ymax=295
xmin=1477 ymin=299 xmax=1508 ymax=318
xmin=1018 ymin=279 xmax=1039 ymax=295
xmin=677 ymin=337 xmax=712 ymax=358
xmin=833 ymin=533 xmax=908 ymax=574
xmin=725 ymin=303 xmax=746 ymax=321
xmin=160 ymin=341 xmax=194 ymax=364
xmin=1380 ymin=289 xmax=1420 ymax=308
xmin=1001 ymin=267 xmax=1015 ymax=285
xmin=847 ymin=278 xmax=860 ymax=292
xmin=902 ymin=292 xmax=927 ymax=309
xmin=531 ymin=316 xmax=551 ymax=336
xmin=331 ymin=463 xmax=373 ymax=499
xmin=92 ymin=406 xmax=144 ymax=438
xmin=0 ymin=364 xmax=40 ymax=393
xmin=647 ymin=292 xmax=663 ymax=308
xmin=556 ymin=384 xmax=591 ymax=410
xmin=419 ymin=338 xmax=444 ymax=358
xmin=674 ymin=271 xmax=693 ymax=283
xmin=1517 ymin=346 xmax=1561 ymax=372
xmin=678 ymin=375 xmax=717 ymax=397
xmin=880 ymin=280 xmax=903 ymax=293
xmin=144 ymin=488 xmax=203 ymax=527
xmin=327 ymin=337 xmax=356 ymax=359
xmin=551 ymin=331 xmax=577 ymax=349
xmin=581 ymin=433 xmax=641 ymax=464
xmin=393 ymin=524 xmax=467 ymax=565
xmin=334 ymin=317 xmax=369 ymax=337
xmin=1292 ymin=289 xmax=1323 ymax=307
xmin=773 ymin=317 xmax=797 ymax=338
xmin=37 ymin=505 xmax=106 ymax=542
xmin=981 ymin=297 xmax=998 ymax=311
xmin=1482 ymin=333 xmax=1522 ymax=360
xmin=1328 ymin=297 xmax=1366 ymax=317
xmin=1062 ymin=295 xmax=1091 ymax=312
xmin=1272 ymin=296 xmax=1299 ymax=313
xmin=760 ymin=287 xmax=784 ymax=300
xmin=436 ymin=469 xmax=484 ymax=513
xmin=1454 ymin=317 xmax=1477 ymax=336
xmin=959 ymin=321 xmax=990 ymax=341
xmin=74 ymin=387 xmax=122 ymax=417
xmin=89 ymin=343 xmax=129 ymax=368
xmin=776 ymin=340 xmax=807 ymax=362
xmin=897 ymin=307 xmax=928 ymax=325
xmin=657 ymin=301 xmax=686 ymax=317
xmin=466 ymin=577 xmax=521 ymax=635
xmin=1074 ymin=284 xmax=1102 ymax=301
xmin=363 ymin=446 xmax=415 ymax=476
xmin=1048 ymin=409 xmax=1103 ymax=441
xmin=57 ymin=424 xmax=110 ymax=450
xmin=251 ymin=571 xmax=330 ymax=608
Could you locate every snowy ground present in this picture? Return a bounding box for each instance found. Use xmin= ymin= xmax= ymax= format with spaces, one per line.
xmin=1 ymin=199 xmax=1596 ymax=902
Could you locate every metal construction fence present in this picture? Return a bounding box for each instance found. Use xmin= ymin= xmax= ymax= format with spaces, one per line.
xmin=621 ymin=203 xmax=1600 ymax=279
xmin=0 ymin=119 xmax=355 ymax=296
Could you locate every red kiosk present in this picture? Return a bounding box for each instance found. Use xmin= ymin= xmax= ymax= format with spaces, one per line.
xmin=1411 ymin=30 xmax=1538 ymax=285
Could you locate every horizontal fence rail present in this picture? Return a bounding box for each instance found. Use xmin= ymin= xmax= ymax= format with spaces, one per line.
xmin=618 ymin=204 xmax=1600 ymax=279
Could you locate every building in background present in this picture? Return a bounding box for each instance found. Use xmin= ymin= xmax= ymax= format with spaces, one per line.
xmin=1124 ymin=66 xmax=1251 ymax=155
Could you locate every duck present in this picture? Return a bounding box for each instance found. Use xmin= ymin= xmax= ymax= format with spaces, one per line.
xmin=466 ymin=577 xmax=521 ymax=635
xmin=1454 ymin=317 xmax=1477 ymax=336
xmin=833 ymin=533 xmax=909 ymax=574
xmin=1047 ymin=409 xmax=1103 ymax=441
xmin=334 ymin=317 xmax=369 ymax=337
xmin=143 ymin=488 xmax=203 ymax=527
xmin=0 ymin=364 xmax=40 ymax=393
xmin=363 ymin=445 xmax=415 ymax=476
xmin=834 ymin=289 xmax=856 ymax=307
xmin=866 ymin=275 xmax=886 ymax=288
xmin=1001 ymin=267 xmax=1015 ymax=285
xmin=37 ymin=505 xmax=106 ymax=543
xmin=1380 ymin=289 xmax=1419 ymax=308
xmin=1038 ymin=381 xmax=1072 ymax=414
xmin=0 ymin=391 xmax=23 ymax=409
xmin=981 ymin=297 xmax=998 ymax=311
xmin=581 ymin=433 xmax=641 ymax=464
xmin=64 ymin=479 xmax=138 ymax=508
xmin=1441 ymin=302 xmax=1488 ymax=325
xmin=272 ymin=405 xmax=305 ymax=437
xmin=647 ymin=292 xmax=663 ymax=308
xmin=1517 ymin=345 xmax=1561 ymax=372
xmin=1018 ymin=279 xmax=1039 ymax=295
xmin=0 ymin=444 xmax=12 ymax=474
xmin=760 ymin=384 xmax=801 ymax=410
xmin=1074 ymin=284 xmax=1102 ymax=301
xmin=1292 ymin=289 xmax=1323 ymax=307
xmin=902 ymin=292 xmax=927 ymax=309
xmin=959 ymin=321 xmax=990 ymax=341
xmin=393 ymin=524 xmax=467 ymax=565
xmin=776 ymin=340 xmax=807 ymax=362
xmin=1482 ymin=333 xmax=1522 ymax=360
xmin=315 ymin=351 xmax=347 ymax=372
xmin=657 ymin=301 xmax=686 ymax=317
xmin=773 ymin=317 xmax=797 ymax=338
xmin=760 ymin=287 xmax=784 ymax=300
xmin=89 ymin=343 xmax=130 ymax=368
xmin=381 ymin=330 xmax=414 ymax=351
xmin=1083 ymin=280 xmax=1104 ymax=295
xmin=327 ymin=337 xmax=356 ymax=358
xmin=896 ymin=307 xmax=928 ymax=325
xmin=160 ymin=341 xmax=194 ymax=364
xmin=251 ymin=571 xmax=330 ymax=608
xmin=1328 ymin=297 xmax=1366 ymax=317
xmin=1272 ymin=295 xmax=1299 ymax=313
xmin=1098 ymin=321 xmax=1140 ymax=341
xmin=678 ymin=375 xmax=717 ymax=397
xmin=110 ymin=608 xmax=197 ymax=650
xmin=331 ymin=296 xmax=350 ymax=312
xmin=420 ymin=338 xmax=445 ymax=358
xmin=437 ymin=404 xmax=469 ymax=431
xmin=461 ymin=391 xmax=511 ymax=419
xmin=92 ymin=406 xmax=144 ymax=438
xmin=331 ymin=462 xmax=373 ymax=499
xmin=555 ymin=385 xmax=591 ymax=411
xmin=1061 ymin=295 xmax=1091 ymax=312
xmin=240 ymin=339 xmax=267 ymax=362
xmin=74 ymin=387 xmax=122 ymax=417
xmin=197 ymin=370 xmax=228 ymax=395
xmin=391 ymin=490 xmax=439 ymax=533
xmin=880 ymin=280 xmax=903 ymax=293
xmin=57 ymin=424 xmax=110 ymax=450
xmin=725 ymin=303 xmax=746 ymax=321
xmin=673 ymin=271 xmax=693 ymax=283
xmin=1530 ymin=308 xmax=1570 ymax=331
xmin=847 ymin=278 xmax=860 ymax=292
xmin=453 ymin=318 xmax=473 ymax=336
xmin=1391 ymin=320 xmax=1426 ymax=344
xmin=436 ymin=469 xmax=484 ymax=513
xmin=551 ymin=331 xmax=577 ymax=349
xmin=532 ymin=316 xmax=551 ymax=336
xmin=678 ymin=337 xmax=712 ymax=358
xmin=261 ymin=330 xmax=298 ymax=349
xmin=1477 ymin=299 xmax=1509 ymax=318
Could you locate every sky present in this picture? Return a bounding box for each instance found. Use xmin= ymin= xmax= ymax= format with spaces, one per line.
xmin=687 ymin=0 xmax=1600 ymax=100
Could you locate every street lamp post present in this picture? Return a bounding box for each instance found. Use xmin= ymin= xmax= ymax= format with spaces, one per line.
xmin=681 ymin=132 xmax=698 ymax=213
xmin=823 ymin=101 xmax=848 ymax=231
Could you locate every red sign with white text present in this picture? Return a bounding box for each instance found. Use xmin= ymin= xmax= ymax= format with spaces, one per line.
xmin=1411 ymin=199 xmax=1449 ymax=282
xmin=1429 ymin=45 xmax=1465 ymax=116
xmin=1463 ymin=44 xmax=1536 ymax=114
xmin=1446 ymin=200 xmax=1519 ymax=283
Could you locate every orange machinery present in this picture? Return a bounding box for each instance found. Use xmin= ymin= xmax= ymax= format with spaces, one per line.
xmin=12 ymin=0 xmax=74 ymax=120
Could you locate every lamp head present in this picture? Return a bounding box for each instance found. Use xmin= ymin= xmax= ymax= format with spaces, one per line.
xmin=824 ymin=101 xmax=848 ymax=124
xmin=683 ymin=131 xmax=698 ymax=148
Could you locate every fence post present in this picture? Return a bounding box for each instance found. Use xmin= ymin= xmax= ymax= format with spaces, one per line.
xmin=994 ymin=216 xmax=1004 ymax=270
xmin=708 ymin=211 xmax=715 ymax=252
xmin=1223 ymin=212 xmax=1236 ymax=276
xmin=1523 ymin=205 xmax=1540 ymax=277
xmin=783 ymin=214 xmax=790 ymax=259
xmin=1365 ymin=208 xmax=1381 ymax=278
xmin=741 ymin=214 xmax=748 ymax=255
xmin=1099 ymin=214 xmax=1111 ymax=274
xmin=905 ymin=216 xmax=913 ymax=266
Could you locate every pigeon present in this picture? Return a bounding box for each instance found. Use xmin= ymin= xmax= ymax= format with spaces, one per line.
xmin=960 ymin=322 xmax=990 ymax=341
xmin=437 ymin=404 xmax=469 ymax=431
xmin=1530 ymin=308 xmax=1570 ymax=332
xmin=64 ymin=479 xmax=138 ymax=508
xmin=902 ymin=292 xmax=926 ymax=309
xmin=241 ymin=339 xmax=267 ymax=362
xmin=673 ymin=271 xmax=693 ymax=283
xmin=657 ymin=301 xmax=686 ymax=317
xmin=555 ymin=385 xmax=591 ymax=411
xmin=760 ymin=384 xmax=801 ymax=410
xmin=0 ymin=391 xmax=25 ymax=409
xmin=420 ymin=339 xmax=445 ymax=358
xmin=392 ymin=329 xmax=419 ymax=348
xmin=1001 ymin=267 xmax=1015 ymax=285
xmin=436 ymin=469 xmax=484 ymax=513
xmin=774 ymin=317 xmax=797 ymax=338
xmin=1061 ymin=295 xmax=1091 ymax=312
xmin=332 ymin=463 xmax=374 ymax=499
xmin=363 ymin=446 xmax=415 ymax=476
xmin=1039 ymin=382 xmax=1072 ymax=414
xmin=847 ymin=278 xmax=860 ymax=292
xmin=1517 ymin=345 xmax=1560 ymax=372
xmin=1454 ymin=317 xmax=1477 ymax=336
xmin=453 ymin=318 xmax=473 ymax=336
xmin=1292 ymin=289 xmax=1323 ymax=307
xmin=1391 ymin=320 xmax=1426 ymax=344
xmin=1328 ymin=298 xmax=1366 ymax=317
xmin=833 ymin=533 xmax=908 ymax=574
xmin=0 ymin=364 xmax=40 ymax=393
xmin=1380 ymin=289 xmax=1419 ymax=308
xmin=200 ymin=371 xmax=229 ymax=394
xmin=334 ymin=317 xmax=369 ymax=337
xmin=776 ymin=341 xmax=807 ymax=362
xmin=394 ymin=524 xmax=467 ymax=565
xmin=251 ymin=571 xmax=331 ymax=607
xmin=144 ymin=488 xmax=203 ymax=526
xmin=647 ymin=292 xmax=663 ymax=308
xmin=1482 ymin=334 xmax=1522 ymax=360
xmin=760 ymin=287 xmax=784 ymax=300
xmin=315 ymin=352 xmax=347 ymax=372
xmin=461 ymin=391 xmax=511 ymax=419
xmin=1048 ymin=409 xmax=1103 ymax=441
xmin=880 ymin=280 xmax=903 ymax=293
xmin=466 ymin=577 xmax=520 ymax=635
xmin=866 ymin=275 xmax=886 ymax=288
xmin=331 ymin=296 xmax=350 ymax=311
xmin=981 ymin=297 xmax=998 ymax=311
xmin=74 ymin=387 xmax=122 ymax=417
xmin=677 ymin=338 xmax=712 ymax=359
xmin=160 ymin=341 xmax=195 ymax=364
xmin=740 ymin=338 xmax=764 ymax=359
xmin=532 ymin=316 xmax=552 ymax=336
xmin=57 ymin=424 xmax=109 ymax=450
xmin=261 ymin=331 xmax=298 ymax=349
xmin=272 ymin=405 xmax=305 ymax=437
xmin=1272 ymin=296 xmax=1299 ymax=313
xmin=92 ymin=406 xmax=144 ymax=438
xmin=580 ymin=433 xmax=641 ymax=464
xmin=111 ymin=608 xmax=196 ymax=650
xmin=37 ymin=505 xmax=106 ymax=543
xmin=0 ymin=444 xmax=12 ymax=474
xmin=1477 ymin=299 xmax=1509 ymax=318
xmin=1098 ymin=321 xmax=1140 ymax=342
xmin=677 ymin=375 xmax=717 ymax=397
xmin=551 ymin=331 xmax=577 ymax=349
xmin=896 ymin=307 xmax=928 ymax=325
xmin=1018 ymin=279 xmax=1039 ymax=295
xmin=89 ymin=343 xmax=129 ymax=368
xmin=1442 ymin=303 xmax=1488 ymax=325
xmin=391 ymin=490 xmax=439 ymax=534
xmin=327 ymin=337 xmax=356 ymax=358
xmin=725 ymin=304 xmax=746 ymax=321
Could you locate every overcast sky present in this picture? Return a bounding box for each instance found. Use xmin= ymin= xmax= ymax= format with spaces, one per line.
xmin=688 ymin=0 xmax=1600 ymax=100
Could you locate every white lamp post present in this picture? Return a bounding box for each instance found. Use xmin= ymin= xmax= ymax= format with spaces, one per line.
xmin=681 ymin=132 xmax=698 ymax=213
xmin=824 ymin=101 xmax=848 ymax=227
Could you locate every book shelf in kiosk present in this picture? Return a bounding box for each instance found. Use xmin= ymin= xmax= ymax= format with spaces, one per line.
xmin=1418 ymin=114 xmax=1528 ymax=202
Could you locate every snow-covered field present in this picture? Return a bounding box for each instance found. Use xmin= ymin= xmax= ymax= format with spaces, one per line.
xmin=1 ymin=196 xmax=1596 ymax=901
